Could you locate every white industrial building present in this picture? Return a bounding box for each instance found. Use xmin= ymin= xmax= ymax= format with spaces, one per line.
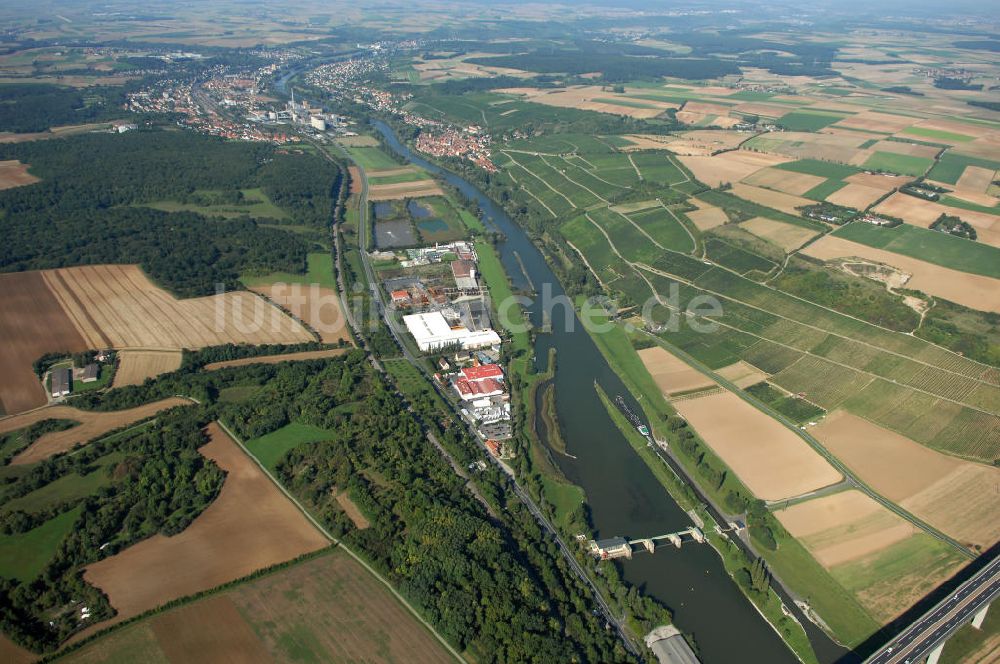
xmin=403 ymin=311 xmax=501 ymax=352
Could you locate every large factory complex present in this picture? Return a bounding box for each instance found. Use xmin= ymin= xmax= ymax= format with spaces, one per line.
xmin=384 ymin=238 xmax=511 ymax=446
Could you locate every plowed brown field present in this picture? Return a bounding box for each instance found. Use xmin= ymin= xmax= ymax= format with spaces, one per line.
xmin=0 ymin=271 xmax=89 ymax=414
xmin=0 ymin=398 xmax=191 ymax=464
xmin=0 ymin=160 xmax=39 ymax=190
xmin=83 ymin=423 xmax=328 ymax=629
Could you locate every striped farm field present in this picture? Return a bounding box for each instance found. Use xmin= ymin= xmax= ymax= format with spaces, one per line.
xmin=113 ymin=350 xmax=183 ymax=387
xmin=42 ymin=264 xmax=314 ymax=349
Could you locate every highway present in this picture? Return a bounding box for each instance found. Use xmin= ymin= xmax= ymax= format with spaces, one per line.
xmin=321 ymin=141 xmax=641 ymax=658
xmin=866 ymin=555 xmax=1000 ymax=664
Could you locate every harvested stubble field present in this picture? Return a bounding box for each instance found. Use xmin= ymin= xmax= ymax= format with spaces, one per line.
xmin=64 ymin=550 xmax=455 ymax=664
xmin=730 ymin=183 xmax=813 ymax=217
xmin=42 ymin=264 xmax=314 ymax=349
xmin=825 ymin=183 xmax=886 ymax=209
xmin=812 ymin=410 xmax=1000 ymax=550
xmin=874 ymin=193 xmax=1000 ymax=249
xmin=82 ymin=423 xmax=329 ymax=633
xmin=740 ymin=217 xmax=819 ymax=252
xmin=802 ymin=234 xmax=1000 ymax=313
xmin=367 ymin=179 xmax=445 ymax=200
xmin=956 ymin=166 xmax=996 ymax=193
xmin=685 ymin=199 xmax=729 ymax=231
xmin=745 ymin=131 xmax=869 ymax=164
xmin=112 ymin=350 xmax=183 ymax=387
xmin=655 ymin=129 xmax=750 ymax=156
xmin=744 ymin=167 xmax=826 ymax=196
xmin=832 ymin=111 xmax=916 ymax=135
xmin=203 ymin=348 xmax=351 ymax=371
xmin=0 ymin=160 xmax=39 ymax=190
xmin=638 ymin=346 xmax=714 ymax=395
xmin=778 ymin=490 xmax=915 ymax=562
xmin=673 ymin=389 xmax=842 ymax=501
xmin=0 ymin=398 xmax=191 ymax=465
xmin=499 ymin=85 xmax=676 ymax=118
xmin=716 ymin=360 xmax=768 ymax=388
xmin=0 ymin=271 xmax=90 ymax=415
xmin=678 ymin=150 xmax=792 ymax=188
xmin=250 ymin=282 xmax=350 ymax=343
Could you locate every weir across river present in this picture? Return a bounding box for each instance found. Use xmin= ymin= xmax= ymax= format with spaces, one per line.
xmin=589 ymin=527 xmax=706 ymax=560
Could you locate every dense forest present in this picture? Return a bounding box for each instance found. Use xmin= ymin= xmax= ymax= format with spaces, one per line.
xmin=0 ymin=130 xmax=343 ymax=296
xmin=0 ymin=84 xmax=128 ymax=133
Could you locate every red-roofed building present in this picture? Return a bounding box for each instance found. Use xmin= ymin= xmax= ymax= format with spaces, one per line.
xmin=485 ymin=439 xmax=502 ymax=457
xmin=461 ymin=364 xmax=503 ymax=381
xmin=391 ymin=290 xmax=410 ymax=305
xmin=454 ymin=377 xmax=504 ymax=400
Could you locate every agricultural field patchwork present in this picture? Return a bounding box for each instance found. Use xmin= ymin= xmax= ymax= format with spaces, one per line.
xmin=62 ymin=550 xmax=455 ymax=664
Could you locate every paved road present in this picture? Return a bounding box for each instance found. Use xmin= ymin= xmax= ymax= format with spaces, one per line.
xmin=866 ymin=556 xmax=1000 ymax=664
xmin=330 ymin=145 xmax=640 ymax=658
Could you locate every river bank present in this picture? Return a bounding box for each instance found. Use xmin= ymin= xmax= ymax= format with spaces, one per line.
xmin=368 ymin=119 xmax=844 ymax=664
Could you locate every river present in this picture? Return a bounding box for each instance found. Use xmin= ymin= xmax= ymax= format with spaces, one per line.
xmin=368 ymin=120 xmax=852 ymax=664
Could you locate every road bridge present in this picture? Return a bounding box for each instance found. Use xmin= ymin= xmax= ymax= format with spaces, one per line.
xmin=865 ymin=555 xmax=999 ymax=664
